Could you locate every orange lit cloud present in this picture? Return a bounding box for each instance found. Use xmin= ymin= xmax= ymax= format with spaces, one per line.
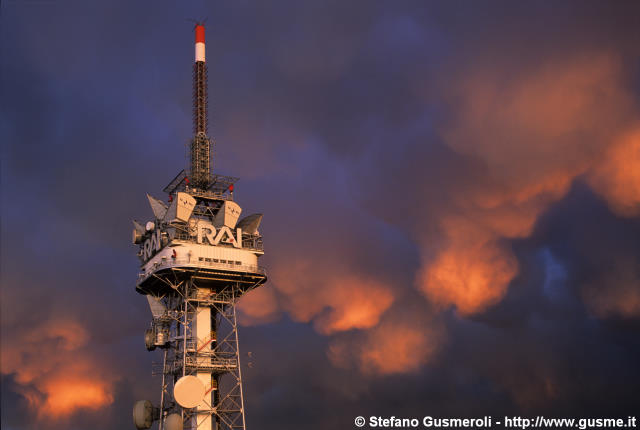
xmin=39 ymin=374 xmax=113 ymax=418
xmin=312 ymin=276 xmax=395 ymax=335
xmin=418 ymin=228 xmax=519 ymax=316
xmin=417 ymin=53 xmax=638 ymax=315
xmin=238 ymin=254 xmax=404 ymax=373
xmin=359 ymin=320 xmax=440 ymax=375
xmin=237 ymin=285 xmax=281 ymax=326
xmin=328 ymin=317 xmax=443 ymax=375
xmin=0 ymin=317 xmax=115 ymax=419
xmin=441 ymin=54 xmax=633 ymax=187
xmin=246 ymin=52 xmax=639 ymax=378
xmin=269 ymin=259 xmax=395 ymax=335
xmin=588 ymin=126 xmax=640 ymax=217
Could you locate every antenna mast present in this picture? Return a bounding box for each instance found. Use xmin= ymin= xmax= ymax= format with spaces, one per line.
xmin=132 ymin=24 xmax=267 ymax=430
xmin=191 ymin=24 xmax=211 ymax=189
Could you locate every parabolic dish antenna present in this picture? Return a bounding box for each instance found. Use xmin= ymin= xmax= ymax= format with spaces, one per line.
xmin=132 ymin=399 xmax=153 ymax=429
xmin=173 ymin=375 xmax=205 ymax=408
xmin=164 ymin=413 xmax=184 ymax=430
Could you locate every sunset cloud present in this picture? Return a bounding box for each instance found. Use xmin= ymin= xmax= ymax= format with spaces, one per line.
xmin=588 ymin=126 xmax=640 ymax=218
xmin=266 ymin=259 xmax=395 ymax=335
xmin=415 ymin=53 xmax=639 ymax=315
xmin=327 ymin=314 xmax=443 ymax=375
xmin=2 ymin=2 xmax=640 ymax=428
xmin=1 ymin=318 xmax=115 ymax=419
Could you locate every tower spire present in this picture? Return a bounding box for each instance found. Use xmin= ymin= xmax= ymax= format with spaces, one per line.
xmin=190 ymin=24 xmax=212 ymax=189
xmin=132 ymin=24 xmax=266 ymax=430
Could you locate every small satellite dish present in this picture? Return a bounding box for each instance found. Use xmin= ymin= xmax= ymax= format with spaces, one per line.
xmin=132 ymin=228 xmax=144 ymax=244
xmin=133 ymin=220 xmax=145 ymax=243
xmin=146 ymin=221 xmax=155 ymax=231
xmin=173 ymin=375 xmax=205 ymax=408
xmin=133 ymin=400 xmax=153 ymax=429
xmin=164 ymin=413 xmax=184 ymax=430
xmin=236 ymin=213 xmax=263 ymax=235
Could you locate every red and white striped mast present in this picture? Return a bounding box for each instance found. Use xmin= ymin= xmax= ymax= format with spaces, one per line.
xmin=190 ymin=23 xmax=212 ymax=189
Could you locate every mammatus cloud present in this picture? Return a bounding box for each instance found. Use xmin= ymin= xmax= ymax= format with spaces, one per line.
xmin=581 ymin=127 xmax=640 ymax=317
xmin=0 ymin=318 xmax=115 ymax=419
xmin=588 ymin=126 xmax=640 ymax=218
xmin=417 ymin=221 xmax=519 ymax=316
xmin=418 ymin=53 xmax=639 ymax=316
xmin=237 ymin=285 xmax=282 ymax=326
xmin=243 ymin=51 xmax=640 ymax=377
xmin=240 ymin=260 xmax=395 ymax=335
xmin=3 ymin=3 xmax=640 ymax=427
xmin=328 ymin=315 xmax=443 ymax=375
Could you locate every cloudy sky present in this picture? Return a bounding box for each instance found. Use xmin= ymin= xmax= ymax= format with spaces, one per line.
xmin=2 ymin=1 xmax=640 ymax=429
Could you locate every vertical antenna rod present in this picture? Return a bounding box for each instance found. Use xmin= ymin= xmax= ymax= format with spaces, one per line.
xmin=190 ymin=24 xmax=212 ymax=189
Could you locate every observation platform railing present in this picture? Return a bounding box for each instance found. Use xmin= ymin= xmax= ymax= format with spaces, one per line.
xmin=138 ymin=256 xmax=266 ymax=284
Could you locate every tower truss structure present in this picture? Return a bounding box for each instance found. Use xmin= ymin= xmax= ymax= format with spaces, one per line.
xmin=132 ymin=24 xmax=266 ymax=430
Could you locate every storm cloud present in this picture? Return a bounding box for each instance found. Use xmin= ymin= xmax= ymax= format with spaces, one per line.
xmin=2 ymin=1 xmax=640 ymax=429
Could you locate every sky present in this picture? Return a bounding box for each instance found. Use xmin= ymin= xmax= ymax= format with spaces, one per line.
xmin=1 ymin=1 xmax=640 ymax=429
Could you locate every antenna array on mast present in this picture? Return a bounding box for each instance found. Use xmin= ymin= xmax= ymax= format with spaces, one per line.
xmin=190 ymin=23 xmax=212 ymax=190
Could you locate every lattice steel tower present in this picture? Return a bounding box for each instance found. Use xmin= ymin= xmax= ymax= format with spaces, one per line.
xmin=132 ymin=24 xmax=266 ymax=430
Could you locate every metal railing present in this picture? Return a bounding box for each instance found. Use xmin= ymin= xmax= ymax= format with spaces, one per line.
xmin=138 ymin=256 xmax=266 ymax=282
xmin=163 ymin=355 xmax=238 ymax=373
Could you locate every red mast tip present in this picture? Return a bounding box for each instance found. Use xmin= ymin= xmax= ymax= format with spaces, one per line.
xmin=195 ymin=25 xmax=205 ymax=44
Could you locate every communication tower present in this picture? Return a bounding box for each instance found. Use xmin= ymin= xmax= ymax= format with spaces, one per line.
xmin=132 ymin=24 xmax=266 ymax=430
